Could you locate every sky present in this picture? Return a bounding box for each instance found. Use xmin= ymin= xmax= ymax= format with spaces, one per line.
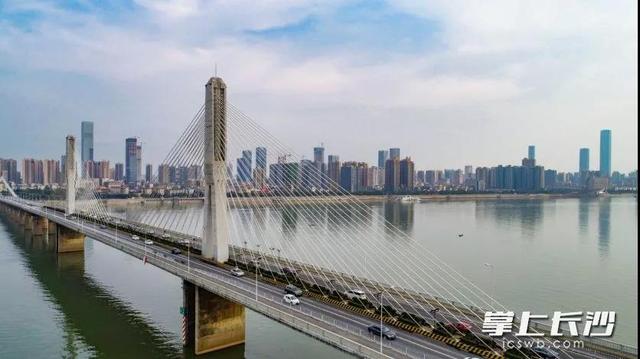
xmin=0 ymin=0 xmax=637 ymax=173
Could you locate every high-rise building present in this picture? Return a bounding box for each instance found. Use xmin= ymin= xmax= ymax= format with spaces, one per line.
xmin=145 ymin=164 xmax=153 ymax=182
xmin=81 ymin=121 xmax=94 ymax=177
xmin=236 ymin=150 xmax=252 ymax=182
xmin=327 ymin=155 xmax=340 ymax=188
xmin=94 ymin=160 xmax=110 ymax=179
xmin=579 ymin=148 xmax=589 ymax=185
xmin=21 ymin=159 xmax=44 ymax=185
xmin=384 ymin=158 xmax=400 ymax=193
xmin=0 ymin=158 xmax=19 ymax=183
xmin=579 ymin=148 xmax=590 ymax=173
xmin=255 ymin=147 xmax=267 ymax=170
xmin=399 ymin=157 xmax=415 ymax=190
xmin=313 ymin=146 xmax=325 ymax=165
xmin=599 ymin=129 xmax=612 ymax=177
xmin=42 ymin=159 xmax=60 ymax=185
xmin=114 ymin=163 xmax=124 ymax=181
xmin=389 ymin=148 xmax=400 ymax=160
xmin=136 ymin=145 xmax=142 ymax=181
xmin=378 ymin=150 xmax=389 ymax=169
xmin=528 ymin=145 xmax=535 ymax=160
xmin=125 ymin=138 xmax=138 ymax=185
xmin=158 ymin=164 xmax=171 ymax=185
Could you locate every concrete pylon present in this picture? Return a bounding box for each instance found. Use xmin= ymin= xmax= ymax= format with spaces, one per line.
xmin=65 ymin=135 xmax=76 ymax=215
xmin=202 ymin=77 xmax=229 ymax=263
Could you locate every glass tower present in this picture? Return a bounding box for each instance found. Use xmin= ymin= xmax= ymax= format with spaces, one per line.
xmin=599 ymin=129 xmax=611 ymax=177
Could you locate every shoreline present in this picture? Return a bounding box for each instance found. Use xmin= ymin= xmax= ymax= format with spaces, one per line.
xmin=100 ymin=192 xmax=629 ymax=208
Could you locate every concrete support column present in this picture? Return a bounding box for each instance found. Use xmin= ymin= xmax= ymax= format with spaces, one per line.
xmin=56 ymin=224 xmax=85 ymax=253
xmin=33 ymin=216 xmax=48 ymax=236
xmin=23 ymin=213 xmax=34 ymax=231
xmin=183 ymin=281 xmax=245 ymax=355
xmin=202 ymin=77 xmax=229 ymax=263
xmin=65 ymin=135 xmax=76 ymax=216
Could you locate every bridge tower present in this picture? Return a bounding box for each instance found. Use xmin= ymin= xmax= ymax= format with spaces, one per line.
xmin=202 ymin=77 xmax=229 ymax=263
xmin=65 ymin=135 xmax=76 ymax=215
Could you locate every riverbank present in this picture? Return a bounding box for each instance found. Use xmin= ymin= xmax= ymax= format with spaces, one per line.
xmin=97 ymin=192 xmax=607 ymax=208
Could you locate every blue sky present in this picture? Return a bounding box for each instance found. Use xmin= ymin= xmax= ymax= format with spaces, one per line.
xmin=0 ymin=0 xmax=637 ymax=172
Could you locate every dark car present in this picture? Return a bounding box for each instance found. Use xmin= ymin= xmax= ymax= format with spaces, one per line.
xmin=531 ymin=346 xmax=560 ymax=359
xmin=171 ymin=248 xmax=182 ymax=255
xmin=284 ymin=284 xmax=303 ymax=297
xmin=367 ymin=325 xmax=396 ymax=340
xmin=282 ymin=267 xmax=297 ymax=276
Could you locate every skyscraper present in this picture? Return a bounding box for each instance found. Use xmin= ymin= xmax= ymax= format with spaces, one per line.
xmin=313 ymin=146 xmax=325 ymax=165
xmin=136 ymin=145 xmax=142 ymax=181
xmin=145 ymin=164 xmax=153 ymax=182
xmin=125 ymin=138 xmax=138 ymax=185
xmin=327 ymin=155 xmax=340 ymax=187
xmin=389 ymin=148 xmax=400 ymax=160
xmin=255 ymin=147 xmax=267 ymax=170
xmin=579 ymin=147 xmax=590 ymax=184
xmin=599 ymin=129 xmax=612 ymax=177
xmin=399 ymin=157 xmax=415 ymax=190
xmin=378 ymin=150 xmax=389 ymax=168
xmin=81 ymin=121 xmax=94 ymax=178
xmin=114 ymin=163 xmax=124 ymax=181
xmin=81 ymin=121 xmax=94 ymax=163
xmin=254 ymin=147 xmax=267 ymax=189
xmin=236 ymin=150 xmax=252 ymax=182
xmin=528 ymin=145 xmax=535 ymax=160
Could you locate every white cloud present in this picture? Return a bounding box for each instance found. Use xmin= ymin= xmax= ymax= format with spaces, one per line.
xmin=0 ymin=0 xmax=636 ymax=172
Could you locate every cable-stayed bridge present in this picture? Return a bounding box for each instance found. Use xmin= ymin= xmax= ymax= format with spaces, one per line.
xmin=0 ymin=77 xmax=635 ymax=359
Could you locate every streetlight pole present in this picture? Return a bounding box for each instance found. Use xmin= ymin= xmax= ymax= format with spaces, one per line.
xmin=377 ymin=291 xmax=383 ymax=353
xmin=255 ymin=244 xmax=261 ymax=301
xmin=187 ymin=238 xmax=191 ymax=272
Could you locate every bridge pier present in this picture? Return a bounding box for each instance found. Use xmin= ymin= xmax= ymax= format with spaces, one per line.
xmin=55 ymin=223 xmax=85 ymax=253
xmin=183 ymin=281 xmax=245 ymax=355
xmin=32 ymin=216 xmax=48 ymax=237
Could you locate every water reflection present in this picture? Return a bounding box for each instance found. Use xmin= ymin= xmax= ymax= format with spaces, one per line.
xmin=598 ymin=197 xmax=611 ymax=255
xmin=383 ymin=202 xmax=414 ymax=234
xmin=475 ymin=200 xmax=544 ymax=237
xmin=578 ymin=198 xmax=591 ymax=236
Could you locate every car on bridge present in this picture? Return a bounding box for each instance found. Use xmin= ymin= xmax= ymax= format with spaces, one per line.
xmin=283 ymin=294 xmax=300 ymax=305
xmin=531 ymin=346 xmax=560 ymax=359
xmin=144 ymin=240 xmax=153 ymax=245
xmin=230 ymin=267 xmax=245 ymax=277
xmin=367 ymin=325 xmax=396 ymax=340
xmin=161 ymin=233 xmax=171 ymax=239
xmin=282 ymin=267 xmax=297 ymax=276
xmin=131 ymin=235 xmax=140 ymax=240
xmin=171 ymin=248 xmax=181 ymax=255
xmin=284 ymin=284 xmax=303 ymax=297
xmin=344 ymin=289 xmax=367 ymax=301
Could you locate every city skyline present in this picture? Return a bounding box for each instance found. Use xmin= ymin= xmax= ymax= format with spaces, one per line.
xmin=0 ymin=1 xmax=637 ymax=172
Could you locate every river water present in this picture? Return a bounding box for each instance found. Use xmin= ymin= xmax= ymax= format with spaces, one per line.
xmin=0 ymin=195 xmax=636 ymax=358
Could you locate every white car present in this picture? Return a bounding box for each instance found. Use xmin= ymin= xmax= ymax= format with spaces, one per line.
xmin=344 ymin=289 xmax=367 ymax=301
xmin=283 ymin=294 xmax=300 ymax=305
xmin=131 ymin=235 xmax=140 ymax=240
xmin=144 ymin=240 xmax=153 ymax=245
xmin=161 ymin=233 xmax=171 ymax=239
xmin=230 ymin=267 xmax=245 ymax=277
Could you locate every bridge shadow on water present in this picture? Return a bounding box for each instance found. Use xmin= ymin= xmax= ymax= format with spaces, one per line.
xmin=0 ymin=215 xmax=245 ymax=359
